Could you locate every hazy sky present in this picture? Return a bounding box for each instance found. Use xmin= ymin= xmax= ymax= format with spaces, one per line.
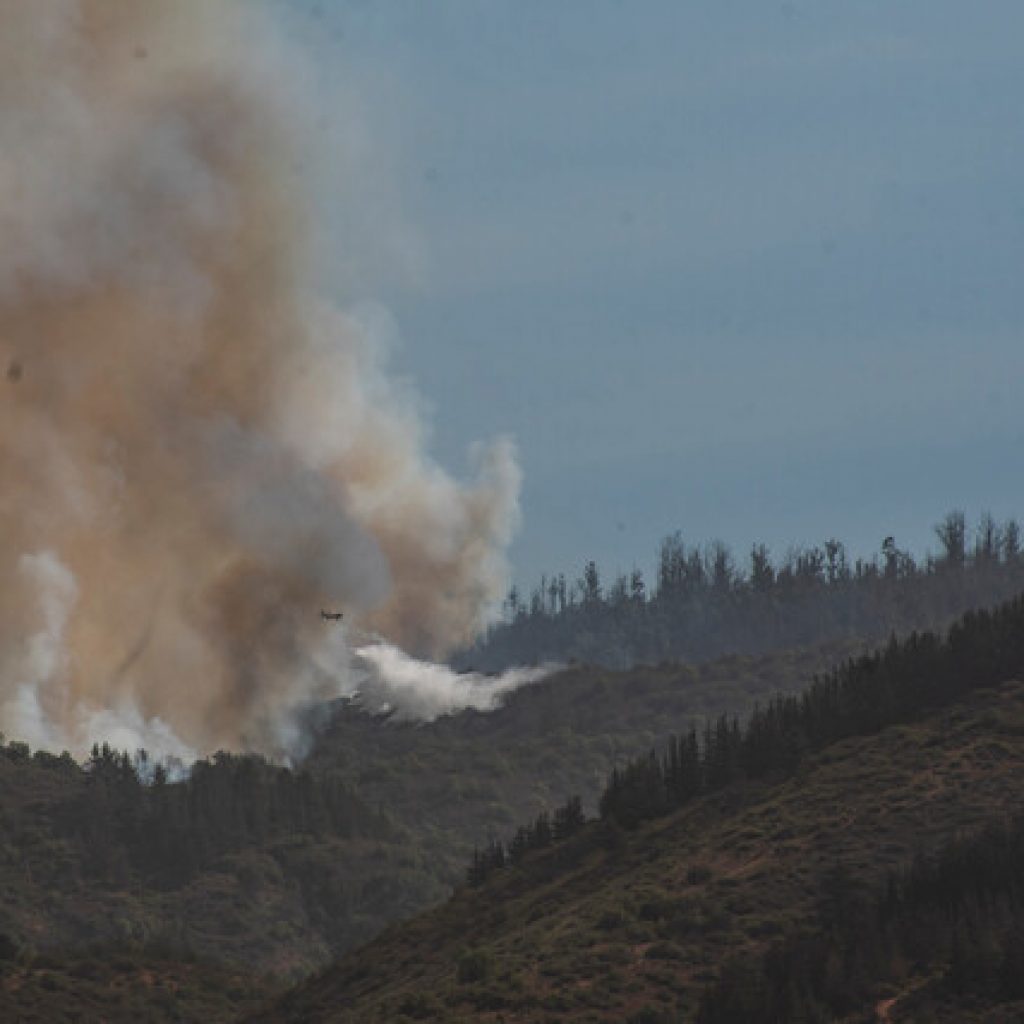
xmin=273 ymin=1 xmax=1024 ymax=589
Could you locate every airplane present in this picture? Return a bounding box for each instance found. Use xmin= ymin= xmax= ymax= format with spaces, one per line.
xmin=321 ymin=609 xmax=344 ymax=623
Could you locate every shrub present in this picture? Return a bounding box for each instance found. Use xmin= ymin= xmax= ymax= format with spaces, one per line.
xmin=645 ymin=941 xmax=683 ymax=961
xmin=596 ymin=908 xmax=626 ymax=931
xmin=396 ymin=992 xmax=440 ymax=1019
xmin=627 ymin=1008 xmax=673 ymax=1024
xmin=456 ymin=947 xmax=491 ymax=984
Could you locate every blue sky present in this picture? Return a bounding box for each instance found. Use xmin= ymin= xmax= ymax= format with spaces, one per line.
xmin=272 ymin=1 xmax=1024 ymax=589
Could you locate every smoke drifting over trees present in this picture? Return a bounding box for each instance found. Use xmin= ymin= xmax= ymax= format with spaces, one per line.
xmin=0 ymin=2 xmax=520 ymax=759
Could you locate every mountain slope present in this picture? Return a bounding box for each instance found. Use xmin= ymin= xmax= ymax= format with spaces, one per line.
xmin=0 ymin=950 xmax=274 ymax=1024
xmin=255 ymin=679 xmax=1024 ymax=1022
xmin=0 ymin=643 xmax=848 ymax=1022
xmin=0 ymin=747 xmax=444 ymax=982
xmin=308 ymin=643 xmax=851 ymax=885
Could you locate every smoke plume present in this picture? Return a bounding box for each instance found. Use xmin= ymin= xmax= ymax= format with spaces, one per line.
xmin=0 ymin=1 xmax=521 ymax=759
xmin=352 ymin=643 xmax=556 ymax=723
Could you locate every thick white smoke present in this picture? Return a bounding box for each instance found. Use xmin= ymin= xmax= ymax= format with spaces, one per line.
xmin=0 ymin=1 xmax=525 ymax=759
xmin=352 ymin=643 xmax=557 ymax=722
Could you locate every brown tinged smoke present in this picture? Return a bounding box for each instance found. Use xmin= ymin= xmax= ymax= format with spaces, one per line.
xmin=0 ymin=1 xmax=521 ymax=758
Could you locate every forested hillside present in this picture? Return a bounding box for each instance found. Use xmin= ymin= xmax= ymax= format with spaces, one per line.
xmin=470 ymin=593 xmax=1024 ymax=887
xmin=260 ymin=686 xmax=1024 ymax=1023
xmin=459 ymin=511 xmax=1024 ymax=670
xmin=0 ymin=644 xmax=847 ymax=1021
xmin=698 ymin=813 xmax=1024 ymax=1022
xmin=307 ymin=644 xmax=846 ymax=889
xmin=0 ymin=743 xmax=447 ymax=983
xmin=7 ymin=531 xmax=1024 ymax=1021
xmin=259 ymin=594 xmax=1024 ymax=1022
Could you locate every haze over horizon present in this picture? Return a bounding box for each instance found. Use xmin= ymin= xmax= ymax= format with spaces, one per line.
xmin=273 ymin=0 xmax=1024 ymax=589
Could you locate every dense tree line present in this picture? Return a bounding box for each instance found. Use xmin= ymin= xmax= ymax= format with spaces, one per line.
xmin=465 ymin=589 xmax=1024 ymax=884
xmin=697 ymin=814 xmax=1024 ymax=1022
xmin=26 ymin=743 xmax=393 ymax=887
xmin=466 ymin=795 xmax=585 ymax=886
xmin=0 ymin=737 xmax=457 ymax=969
xmin=456 ymin=511 xmax=1024 ymax=671
xmin=598 ymin=592 xmax=1024 ymax=829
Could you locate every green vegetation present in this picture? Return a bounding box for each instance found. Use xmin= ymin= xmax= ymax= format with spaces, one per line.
xmin=0 ymin=946 xmax=273 ymax=1023
xmin=468 ymin=594 xmax=1024 ymax=884
xmin=460 ymin=510 xmax=1024 ymax=670
xmin=467 ymin=795 xmax=586 ymax=885
xmin=252 ymin=590 xmax=1024 ymax=1021
xmin=6 ymin=521 xmax=1024 ymax=1020
xmin=0 ymin=641 xmax=846 ymax=1019
xmin=72 ymin=743 xmax=391 ymax=887
xmin=308 ymin=643 xmax=849 ymax=898
xmin=255 ymin=678 xmax=1024 ymax=1021
xmin=599 ymin=595 xmax=1024 ymax=828
xmin=0 ymin=741 xmax=445 ymax=984
xmin=698 ymin=813 xmax=1024 ymax=1022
